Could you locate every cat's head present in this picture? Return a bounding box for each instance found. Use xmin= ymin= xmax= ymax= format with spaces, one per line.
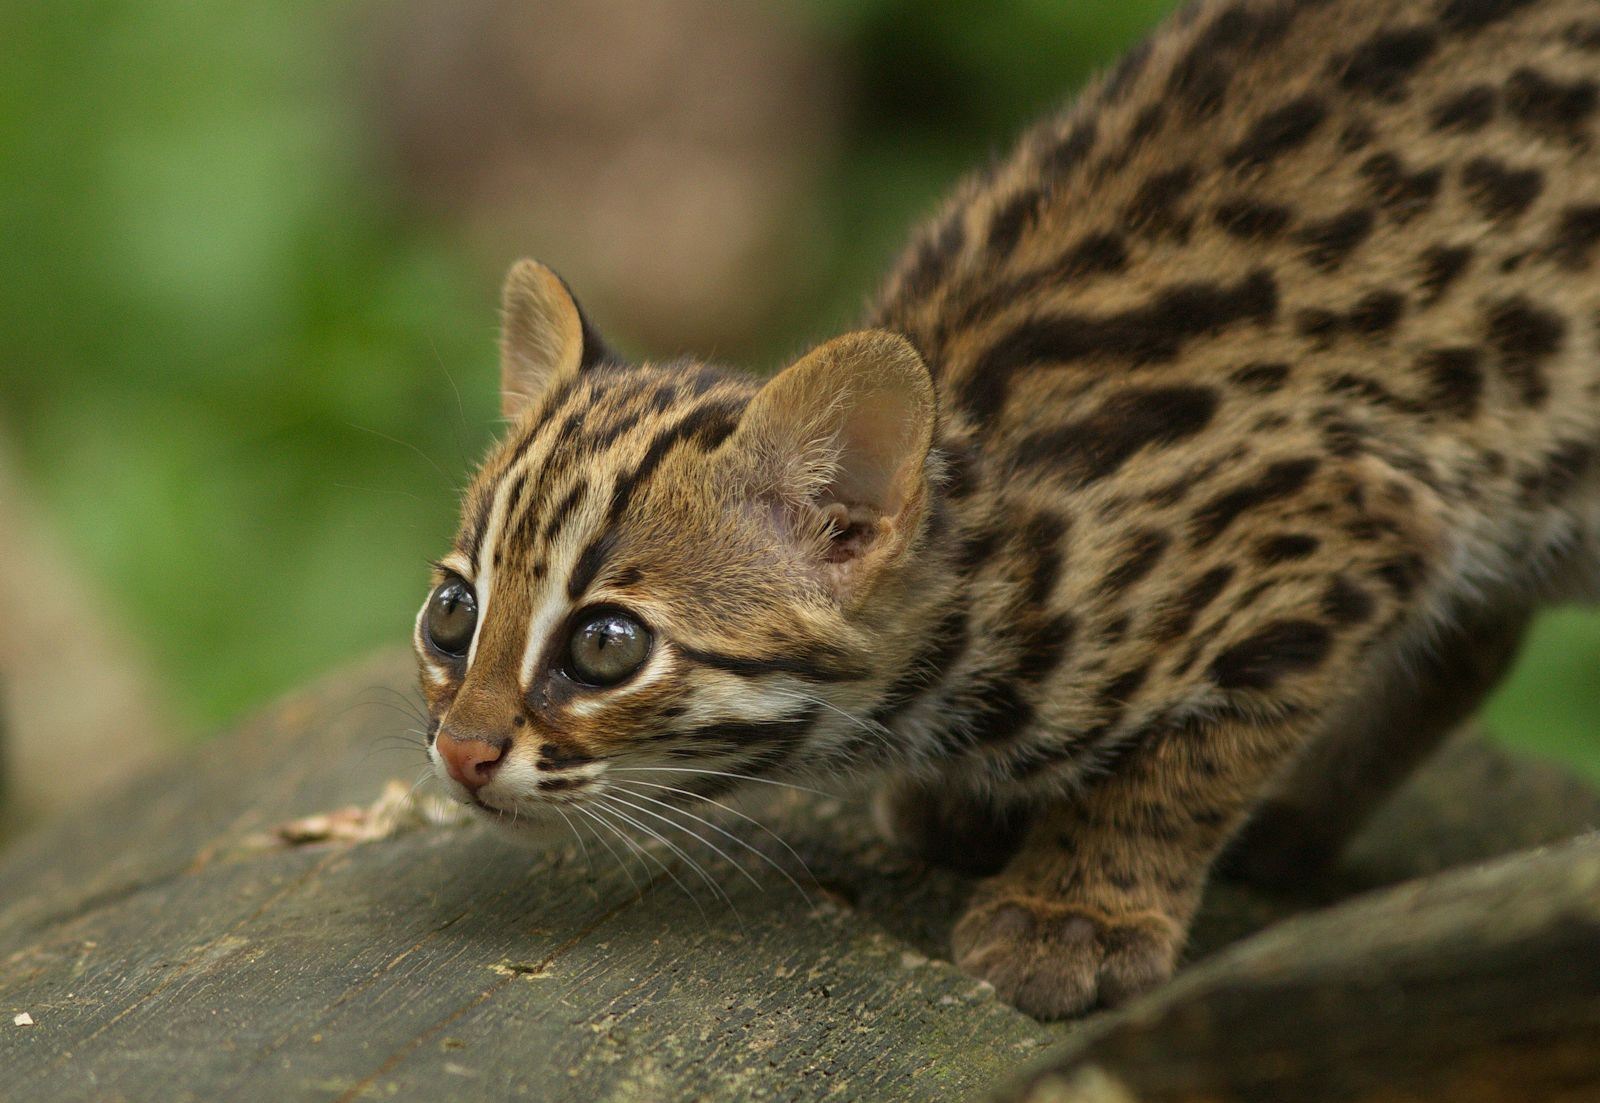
xmin=415 ymin=260 xmax=946 ymax=826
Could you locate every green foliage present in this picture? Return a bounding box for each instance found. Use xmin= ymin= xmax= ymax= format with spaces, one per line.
xmin=0 ymin=0 xmax=1595 ymax=778
xmin=800 ymin=0 xmax=1177 ymax=332
xmin=0 ymin=0 xmax=496 ymax=723
xmin=1486 ymin=612 xmax=1600 ymax=781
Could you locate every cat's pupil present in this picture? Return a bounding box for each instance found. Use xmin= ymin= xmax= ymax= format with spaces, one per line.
xmin=567 ymin=610 xmax=650 ymax=687
xmin=425 ymin=579 xmax=477 ymax=656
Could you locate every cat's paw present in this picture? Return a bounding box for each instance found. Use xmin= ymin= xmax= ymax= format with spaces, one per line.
xmin=951 ymin=894 xmax=1181 ymax=1019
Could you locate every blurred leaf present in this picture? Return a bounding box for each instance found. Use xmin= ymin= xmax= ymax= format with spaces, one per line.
xmin=0 ymin=0 xmax=1596 ymax=784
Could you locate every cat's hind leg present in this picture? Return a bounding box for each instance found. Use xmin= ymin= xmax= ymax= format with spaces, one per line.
xmin=1222 ymin=602 xmax=1531 ymax=886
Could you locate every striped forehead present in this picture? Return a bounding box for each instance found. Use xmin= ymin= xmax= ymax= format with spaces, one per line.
xmin=466 ymin=369 xmax=751 ymax=569
xmin=449 ymin=365 xmax=755 ymax=676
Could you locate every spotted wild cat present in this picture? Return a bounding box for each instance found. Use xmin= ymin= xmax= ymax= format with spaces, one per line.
xmin=414 ymin=0 xmax=1600 ymax=1018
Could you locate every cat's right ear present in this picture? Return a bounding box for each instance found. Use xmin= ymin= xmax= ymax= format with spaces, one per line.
xmin=499 ymin=260 xmax=614 ymax=418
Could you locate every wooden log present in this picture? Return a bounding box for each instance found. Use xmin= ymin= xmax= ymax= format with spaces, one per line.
xmin=995 ymin=837 xmax=1600 ymax=1103
xmin=0 ymin=650 xmax=1596 ymax=1101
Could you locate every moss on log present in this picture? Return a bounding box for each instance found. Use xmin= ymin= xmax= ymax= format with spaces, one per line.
xmin=1 ymin=651 xmax=1596 ymax=1101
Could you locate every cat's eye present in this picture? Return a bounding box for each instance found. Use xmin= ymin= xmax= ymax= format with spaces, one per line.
xmin=564 ymin=608 xmax=651 ymax=687
xmin=425 ymin=578 xmax=478 ymax=656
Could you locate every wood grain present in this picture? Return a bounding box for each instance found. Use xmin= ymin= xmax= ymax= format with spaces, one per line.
xmin=1 ymin=650 xmax=1596 ymax=1101
xmin=997 ymin=838 xmax=1600 ymax=1103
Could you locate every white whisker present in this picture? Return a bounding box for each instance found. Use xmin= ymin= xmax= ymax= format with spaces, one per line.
xmin=552 ymin=805 xmax=590 ymax=867
xmin=349 ymin=422 xmax=457 ymax=489
xmin=607 ymin=766 xmax=836 ymax=799
xmin=601 ymin=789 xmax=765 ymax=894
xmin=770 ymin=687 xmax=892 ymax=741
xmin=570 ymin=804 xmax=644 ymax=897
xmin=766 ymin=687 xmax=899 ymax=762
xmin=593 ymin=794 xmax=739 ymax=918
xmin=400 ymin=766 xmax=437 ymax=808
xmin=609 ymin=783 xmax=814 ymax=905
xmin=604 ymin=779 xmax=819 ymax=886
xmin=586 ymin=801 xmax=709 ymax=921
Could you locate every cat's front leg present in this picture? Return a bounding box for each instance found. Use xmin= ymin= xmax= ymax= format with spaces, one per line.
xmin=951 ymin=708 xmax=1320 ymax=1019
xmin=952 ymin=456 xmax=1449 ymax=1018
xmin=951 ymin=805 xmax=1191 ymax=1018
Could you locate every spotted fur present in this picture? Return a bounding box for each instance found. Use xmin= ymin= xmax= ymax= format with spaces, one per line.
xmin=417 ymin=0 xmax=1600 ymax=1019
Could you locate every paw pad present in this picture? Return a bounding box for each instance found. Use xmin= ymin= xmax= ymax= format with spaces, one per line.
xmin=952 ymin=897 xmax=1180 ymax=1019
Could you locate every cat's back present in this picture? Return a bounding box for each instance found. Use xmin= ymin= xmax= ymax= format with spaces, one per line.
xmin=874 ymin=0 xmax=1600 ymax=509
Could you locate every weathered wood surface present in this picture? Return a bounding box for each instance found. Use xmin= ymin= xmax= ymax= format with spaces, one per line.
xmin=1 ymin=650 xmax=1597 ymax=1102
xmin=995 ymin=837 xmax=1600 ymax=1103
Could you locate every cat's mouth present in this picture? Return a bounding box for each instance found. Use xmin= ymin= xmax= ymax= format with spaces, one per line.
xmin=464 ymin=773 xmax=602 ymax=820
xmin=444 ymin=756 xmax=737 ymax=830
xmin=462 ymin=793 xmax=567 ymax=834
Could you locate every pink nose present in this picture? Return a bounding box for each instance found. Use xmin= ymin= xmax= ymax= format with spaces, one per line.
xmin=436 ymin=731 xmax=508 ymax=792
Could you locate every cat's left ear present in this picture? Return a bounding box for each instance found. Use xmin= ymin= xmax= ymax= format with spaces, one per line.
xmin=499 ymin=260 xmax=615 ymax=418
xmin=734 ymin=329 xmax=936 ymax=598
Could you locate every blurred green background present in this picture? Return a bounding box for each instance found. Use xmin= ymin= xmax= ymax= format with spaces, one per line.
xmin=0 ymin=0 xmax=1595 ymax=781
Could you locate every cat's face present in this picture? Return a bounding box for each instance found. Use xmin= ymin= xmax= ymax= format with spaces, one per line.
xmin=414 ymin=261 xmax=940 ymax=827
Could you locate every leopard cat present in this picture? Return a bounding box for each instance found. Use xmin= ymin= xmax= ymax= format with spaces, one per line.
xmin=414 ymin=0 xmax=1600 ymax=1019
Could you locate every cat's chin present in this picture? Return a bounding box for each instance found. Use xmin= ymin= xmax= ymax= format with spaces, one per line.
xmin=465 ymin=796 xmax=572 ymax=848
